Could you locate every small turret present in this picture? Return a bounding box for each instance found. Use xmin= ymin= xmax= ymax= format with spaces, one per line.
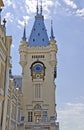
xmin=50 ymin=20 xmax=56 ymax=45
xmin=19 ymin=24 xmax=28 ymax=72
xmin=49 ymin=21 xmax=57 ymax=67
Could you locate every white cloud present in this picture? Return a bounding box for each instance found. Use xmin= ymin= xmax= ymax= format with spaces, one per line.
xmin=18 ymin=20 xmax=24 ymax=27
xmin=3 ymin=0 xmax=16 ymax=9
xmin=24 ymin=0 xmax=57 ymax=20
xmin=55 ymin=1 xmax=61 ymax=7
xmin=43 ymin=0 xmax=54 ymax=19
xmin=25 ymin=0 xmax=37 ymax=14
xmin=3 ymin=0 xmax=61 ymax=25
xmin=11 ymin=44 xmax=15 ymax=48
xmin=3 ymin=0 xmax=12 ymax=6
xmin=58 ymin=102 xmax=84 ymax=130
xmin=76 ymin=8 xmax=84 ymax=17
xmin=17 ymin=16 xmax=30 ymax=28
xmin=5 ymin=12 xmax=13 ymax=22
xmin=12 ymin=3 xmax=16 ymax=9
xmin=25 ymin=0 xmax=54 ymax=17
xmin=63 ymin=0 xmax=77 ymax=9
xmin=44 ymin=0 xmax=54 ymax=7
xmin=23 ymin=16 xmax=30 ymax=24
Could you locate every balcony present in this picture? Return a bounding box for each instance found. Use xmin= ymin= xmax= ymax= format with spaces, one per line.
xmin=24 ymin=121 xmax=59 ymax=129
xmin=25 ymin=121 xmax=50 ymax=127
xmin=50 ymin=122 xmax=59 ymax=127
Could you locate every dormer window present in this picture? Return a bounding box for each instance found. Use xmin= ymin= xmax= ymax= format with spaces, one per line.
xmin=42 ymin=38 xmax=44 ymax=41
xmin=33 ymin=39 xmax=35 ymax=42
xmin=38 ymin=33 xmax=40 ymax=36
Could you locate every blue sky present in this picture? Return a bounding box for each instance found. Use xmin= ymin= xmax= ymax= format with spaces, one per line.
xmin=2 ymin=0 xmax=84 ymax=130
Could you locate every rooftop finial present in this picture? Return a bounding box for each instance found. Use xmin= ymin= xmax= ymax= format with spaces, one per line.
xmin=36 ymin=0 xmax=39 ymax=15
xmin=9 ymin=68 xmax=13 ymax=79
xmin=3 ymin=18 xmax=6 ymax=29
xmin=50 ymin=20 xmax=55 ymax=40
xmin=40 ymin=0 xmax=42 ymax=15
xmin=22 ymin=22 xmax=27 ymax=41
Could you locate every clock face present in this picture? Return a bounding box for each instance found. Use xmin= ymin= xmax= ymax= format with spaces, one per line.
xmin=33 ymin=64 xmax=43 ymax=73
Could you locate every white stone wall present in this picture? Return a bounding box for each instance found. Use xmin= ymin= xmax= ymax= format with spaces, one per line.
xmin=19 ymin=39 xmax=58 ymax=130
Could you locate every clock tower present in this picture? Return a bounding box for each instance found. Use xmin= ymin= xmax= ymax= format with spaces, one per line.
xmin=19 ymin=2 xmax=59 ymax=130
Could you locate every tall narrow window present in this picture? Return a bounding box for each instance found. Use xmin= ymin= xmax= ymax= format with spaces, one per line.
xmin=0 ymin=63 xmax=5 ymax=88
xmin=34 ymin=127 xmax=40 ymax=130
xmin=18 ymin=108 xmax=20 ymax=121
xmin=35 ymin=84 xmax=40 ymax=98
xmin=42 ymin=111 xmax=48 ymax=122
xmin=28 ymin=112 xmax=33 ymax=122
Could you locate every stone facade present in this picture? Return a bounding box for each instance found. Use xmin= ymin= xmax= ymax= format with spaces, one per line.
xmin=0 ymin=1 xmax=12 ymax=130
xmin=5 ymin=76 xmax=22 ymax=130
xmin=0 ymin=14 xmax=12 ymax=130
xmin=19 ymin=38 xmax=59 ymax=130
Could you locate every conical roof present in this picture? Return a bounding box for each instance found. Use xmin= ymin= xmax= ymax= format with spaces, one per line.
xmin=28 ymin=13 xmax=49 ymax=46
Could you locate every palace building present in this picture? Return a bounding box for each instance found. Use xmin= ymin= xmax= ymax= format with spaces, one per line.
xmin=0 ymin=0 xmax=59 ymax=130
xmin=0 ymin=0 xmax=12 ymax=130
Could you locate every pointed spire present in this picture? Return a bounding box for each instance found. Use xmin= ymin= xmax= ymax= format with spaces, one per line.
xmin=22 ymin=22 xmax=27 ymax=41
xmin=3 ymin=18 xmax=6 ymax=29
xmin=50 ymin=20 xmax=55 ymax=40
xmin=36 ymin=0 xmax=39 ymax=15
xmin=40 ymin=0 xmax=42 ymax=15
